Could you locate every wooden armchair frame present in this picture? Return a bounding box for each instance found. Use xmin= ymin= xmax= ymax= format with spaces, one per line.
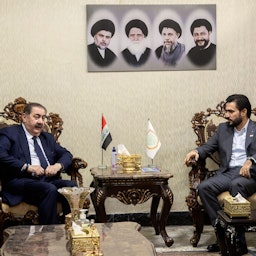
xmin=0 ymin=97 xmax=89 ymax=245
xmin=185 ymin=101 xmax=256 ymax=247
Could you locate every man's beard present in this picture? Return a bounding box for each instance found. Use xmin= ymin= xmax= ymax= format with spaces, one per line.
xmin=227 ymin=116 xmax=243 ymax=127
xmin=127 ymin=39 xmax=147 ymax=56
xmin=164 ymin=42 xmax=176 ymax=53
xmin=195 ymin=39 xmax=209 ymax=49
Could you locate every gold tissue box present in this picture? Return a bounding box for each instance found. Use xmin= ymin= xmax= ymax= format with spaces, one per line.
xmin=69 ymin=225 xmax=101 ymax=256
xmin=224 ymin=196 xmax=251 ymax=218
xmin=117 ymin=154 xmax=142 ymax=172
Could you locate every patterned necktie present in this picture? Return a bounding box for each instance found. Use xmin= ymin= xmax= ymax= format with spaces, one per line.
xmin=32 ymin=136 xmax=48 ymax=169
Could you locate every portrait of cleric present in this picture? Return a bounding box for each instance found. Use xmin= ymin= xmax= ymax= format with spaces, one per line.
xmin=121 ymin=19 xmax=151 ymax=67
xmin=87 ymin=19 xmax=117 ymax=67
xmin=187 ymin=18 xmax=216 ymax=66
xmin=155 ymin=19 xmax=185 ymax=66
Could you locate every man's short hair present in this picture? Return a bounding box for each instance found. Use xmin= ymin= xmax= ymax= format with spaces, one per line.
xmin=24 ymin=103 xmax=47 ymax=115
xmin=190 ymin=19 xmax=212 ymax=35
xmin=125 ymin=19 xmax=148 ymax=37
xmin=225 ymin=94 xmax=251 ymax=118
xmin=91 ymin=19 xmax=115 ymax=37
xmin=159 ymin=19 xmax=182 ymax=38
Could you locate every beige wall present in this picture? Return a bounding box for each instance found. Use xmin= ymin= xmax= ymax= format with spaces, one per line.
xmin=0 ymin=0 xmax=256 ymax=214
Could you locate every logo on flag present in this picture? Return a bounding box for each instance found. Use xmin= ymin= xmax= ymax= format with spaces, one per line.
xmin=146 ymin=120 xmax=161 ymax=159
xmin=101 ymin=115 xmax=112 ymax=150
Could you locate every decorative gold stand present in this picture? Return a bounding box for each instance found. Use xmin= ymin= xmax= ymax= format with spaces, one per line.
xmin=58 ymin=187 xmax=102 ymax=255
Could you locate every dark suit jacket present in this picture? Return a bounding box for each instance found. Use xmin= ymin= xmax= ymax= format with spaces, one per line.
xmin=0 ymin=125 xmax=73 ymax=205
xmin=88 ymin=43 xmax=116 ymax=67
xmin=197 ymin=120 xmax=256 ymax=173
xmin=121 ymin=47 xmax=151 ymax=66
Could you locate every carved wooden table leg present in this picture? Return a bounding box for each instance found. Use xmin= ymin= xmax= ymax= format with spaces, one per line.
xmin=150 ymin=196 xmax=160 ymax=235
xmin=90 ymin=184 xmax=108 ymax=223
xmin=215 ymin=216 xmax=229 ymax=256
xmin=159 ymin=184 xmax=174 ymax=247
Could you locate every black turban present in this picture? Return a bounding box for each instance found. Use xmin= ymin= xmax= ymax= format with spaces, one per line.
xmin=159 ymin=19 xmax=182 ymax=38
xmin=91 ymin=19 xmax=115 ymax=37
xmin=125 ymin=19 xmax=148 ymax=37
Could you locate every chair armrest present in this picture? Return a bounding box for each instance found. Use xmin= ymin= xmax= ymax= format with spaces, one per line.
xmin=187 ymin=159 xmax=208 ymax=189
xmin=66 ymin=157 xmax=88 ymax=187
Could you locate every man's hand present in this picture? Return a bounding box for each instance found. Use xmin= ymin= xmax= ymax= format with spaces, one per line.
xmin=184 ymin=150 xmax=199 ymax=166
xmin=239 ymin=159 xmax=252 ymax=178
xmin=27 ymin=165 xmax=45 ymax=177
xmin=45 ymin=163 xmax=62 ymax=177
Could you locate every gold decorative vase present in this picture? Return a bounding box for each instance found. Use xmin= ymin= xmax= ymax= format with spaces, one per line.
xmin=58 ymin=187 xmax=93 ymax=223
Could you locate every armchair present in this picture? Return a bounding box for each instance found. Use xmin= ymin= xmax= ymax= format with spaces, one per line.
xmin=0 ymin=97 xmax=89 ymax=245
xmin=185 ymin=100 xmax=256 ymax=247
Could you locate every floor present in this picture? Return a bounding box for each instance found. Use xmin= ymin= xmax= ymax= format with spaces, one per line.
xmin=140 ymin=225 xmax=256 ymax=255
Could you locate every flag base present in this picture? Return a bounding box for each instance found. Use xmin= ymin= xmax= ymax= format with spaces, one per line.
xmin=98 ymin=165 xmax=107 ymax=169
xmin=147 ymin=164 xmax=157 ymax=168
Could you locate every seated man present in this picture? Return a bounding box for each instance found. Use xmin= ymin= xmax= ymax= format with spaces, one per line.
xmin=0 ymin=102 xmax=76 ymax=224
xmin=184 ymin=94 xmax=256 ymax=255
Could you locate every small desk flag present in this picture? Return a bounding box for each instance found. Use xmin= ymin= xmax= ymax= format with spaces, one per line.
xmin=101 ymin=114 xmax=112 ymax=150
xmin=146 ymin=119 xmax=161 ymax=159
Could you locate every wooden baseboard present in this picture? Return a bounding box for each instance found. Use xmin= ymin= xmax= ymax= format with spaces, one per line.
xmin=88 ymin=211 xmax=212 ymax=226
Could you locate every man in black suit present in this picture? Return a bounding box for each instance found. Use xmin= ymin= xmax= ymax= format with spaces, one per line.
xmin=184 ymin=94 xmax=256 ymax=254
xmin=121 ymin=19 xmax=151 ymax=67
xmin=88 ymin=19 xmax=116 ymax=67
xmin=187 ymin=18 xmax=216 ymax=66
xmin=0 ymin=102 xmax=76 ymax=224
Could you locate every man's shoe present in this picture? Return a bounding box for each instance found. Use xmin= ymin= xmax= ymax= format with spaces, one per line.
xmin=207 ymin=243 xmax=220 ymax=252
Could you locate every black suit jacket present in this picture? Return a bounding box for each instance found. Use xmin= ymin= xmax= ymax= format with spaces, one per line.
xmin=197 ymin=120 xmax=256 ymax=173
xmin=121 ymin=47 xmax=151 ymax=66
xmin=0 ymin=125 xmax=73 ymax=205
xmin=88 ymin=43 xmax=116 ymax=67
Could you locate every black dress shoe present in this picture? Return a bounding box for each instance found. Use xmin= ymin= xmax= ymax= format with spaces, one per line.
xmin=207 ymin=243 xmax=220 ymax=252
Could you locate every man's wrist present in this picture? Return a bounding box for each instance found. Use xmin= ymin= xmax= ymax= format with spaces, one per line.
xmin=21 ymin=163 xmax=30 ymax=173
xmin=247 ymin=157 xmax=255 ymax=164
xmin=56 ymin=163 xmax=64 ymax=172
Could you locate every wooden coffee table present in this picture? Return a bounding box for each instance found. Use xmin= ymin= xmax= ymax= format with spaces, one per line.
xmin=90 ymin=167 xmax=174 ymax=247
xmin=1 ymin=222 xmax=157 ymax=256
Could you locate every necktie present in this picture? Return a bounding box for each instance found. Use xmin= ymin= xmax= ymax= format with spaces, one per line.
xmin=32 ymin=136 xmax=48 ymax=169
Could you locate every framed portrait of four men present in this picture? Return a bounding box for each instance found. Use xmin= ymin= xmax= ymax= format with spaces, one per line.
xmin=86 ymin=5 xmax=216 ymax=72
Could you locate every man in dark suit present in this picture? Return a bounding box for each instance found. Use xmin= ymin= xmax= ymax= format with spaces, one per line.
xmin=121 ymin=19 xmax=151 ymax=67
xmin=184 ymin=94 xmax=256 ymax=254
xmin=88 ymin=19 xmax=116 ymax=67
xmin=0 ymin=102 xmax=76 ymax=224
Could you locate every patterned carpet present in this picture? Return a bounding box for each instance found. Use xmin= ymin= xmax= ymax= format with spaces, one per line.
xmin=140 ymin=225 xmax=256 ymax=256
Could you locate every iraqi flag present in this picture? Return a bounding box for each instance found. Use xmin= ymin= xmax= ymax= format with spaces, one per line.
xmin=101 ymin=114 xmax=112 ymax=150
xmin=146 ymin=119 xmax=161 ymax=159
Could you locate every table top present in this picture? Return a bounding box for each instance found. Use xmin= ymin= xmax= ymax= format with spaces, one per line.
xmin=1 ymin=222 xmax=157 ymax=256
xmin=90 ymin=167 xmax=173 ymax=180
xmin=218 ymin=210 xmax=256 ymax=224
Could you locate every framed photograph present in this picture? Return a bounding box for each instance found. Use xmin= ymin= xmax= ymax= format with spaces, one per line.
xmin=86 ymin=5 xmax=216 ymax=72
